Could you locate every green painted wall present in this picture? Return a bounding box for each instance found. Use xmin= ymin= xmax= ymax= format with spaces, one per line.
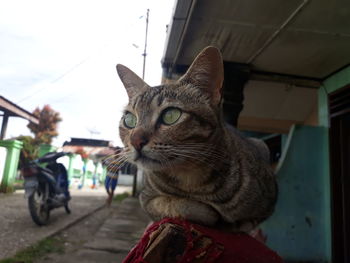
xmin=38 ymin=144 xmax=57 ymax=157
xmin=262 ymin=125 xmax=331 ymax=262
xmin=0 ymin=140 xmax=23 ymax=193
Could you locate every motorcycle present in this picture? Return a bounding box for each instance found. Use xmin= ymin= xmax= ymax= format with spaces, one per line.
xmin=21 ymin=151 xmax=71 ymax=226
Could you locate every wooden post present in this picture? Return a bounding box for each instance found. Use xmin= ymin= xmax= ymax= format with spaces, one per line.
xmin=132 ymin=165 xmax=138 ymax=197
xmin=0 ymin=113 xmax=9 ymax=140
xmin=222 ymin=62 xmax=250 ymax=127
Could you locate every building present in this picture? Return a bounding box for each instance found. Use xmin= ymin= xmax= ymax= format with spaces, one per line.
xmin=161 ymin=1 xmax=350 ymax=262
xmin=62 ymin=138 xmax=136 ymax=188
xmin=63 ymin=137 xmax=116 ymax=159
xmin=61 ymin=138 xmax=116 ymax=188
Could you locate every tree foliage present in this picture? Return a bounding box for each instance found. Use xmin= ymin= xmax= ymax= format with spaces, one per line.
xmin=75 ymin=147 xmax=89 ymax=160
xmin=14 ymin=105 xmax=62 ymax=167
xmin=15 ymin=135 xmax=39 ymax=168
xmin=27 ymin=105 xmax=62 ymax=145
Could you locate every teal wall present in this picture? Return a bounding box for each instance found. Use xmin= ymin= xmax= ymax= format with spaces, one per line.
xmin=264 ymin=66 xmax=350 ymax=262
xmin=262 ymin=125 xmax=331 ymax=262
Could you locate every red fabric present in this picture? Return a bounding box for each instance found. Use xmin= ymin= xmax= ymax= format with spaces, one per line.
xmin=122 ymin=218 xmax=283 ymax=263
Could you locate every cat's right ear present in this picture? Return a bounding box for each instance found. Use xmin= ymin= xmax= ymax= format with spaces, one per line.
xmin=179 ymin=46 xmax=224 ymax=106
xmin=116 ymin=64 xmax=149 ymax=98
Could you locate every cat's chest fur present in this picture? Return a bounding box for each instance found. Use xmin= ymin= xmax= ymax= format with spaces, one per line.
xmin=147 ymin=165 xmax=213 ymax=195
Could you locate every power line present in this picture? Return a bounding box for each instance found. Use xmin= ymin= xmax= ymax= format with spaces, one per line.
xmin=15 ymin=12 xmax=150 ymax=105
xmin=142 ymin=9 xmax=150 ymax=80
xmin=16 ymin=57 xmax=90 ymax=104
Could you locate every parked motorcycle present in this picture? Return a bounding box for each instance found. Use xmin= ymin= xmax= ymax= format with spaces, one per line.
xmin=21 ymin=151 xmax=71 ymax=226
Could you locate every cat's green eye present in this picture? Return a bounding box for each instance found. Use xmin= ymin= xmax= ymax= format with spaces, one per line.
xmin=124 ymin=112 xmax=137 ymax=129
xmin=162 ymin=108 xmax=182 ymax=125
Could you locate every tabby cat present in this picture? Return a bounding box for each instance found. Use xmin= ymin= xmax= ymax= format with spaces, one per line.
xmin=116 ymin=46 xmax=277 ymax=232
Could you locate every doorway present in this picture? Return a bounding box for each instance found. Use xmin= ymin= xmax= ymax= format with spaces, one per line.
xmin=329 ymin=85 xmax=350 ymax=263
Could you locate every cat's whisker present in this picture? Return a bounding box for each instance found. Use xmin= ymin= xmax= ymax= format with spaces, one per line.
xmin=171 ymin=147 xmax=230 ymax=164
xmin=171 ymin=142 xmax=229 ymax=154
xmin=167 ymin=151 xmax=218 ymax=170
xmin=103 ymin=152 xmax=125 ymax=163
xmin=174 ymin=148 xmax=228 ymax=164
xmin=104 ymin=154 xmax=128 ymax=173
xmin=177 ymin=146 xmax=226 ymax=157
xmin=180 ymin=145 xmax=230 ymax=158
xmin=170 ymin=153 xmax=218 ymax=171
xmin=114 ymin=155 xmax=127 ymax=165
xmin=152 ymin=144 xmax=230 ymax=168
xmin=106 ymin=159 xmax=126 ymax=174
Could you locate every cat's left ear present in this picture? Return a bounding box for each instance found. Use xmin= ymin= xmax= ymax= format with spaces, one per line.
xmin=179 ymin=46 xmax=224 ymax=105
xmin=116 ymin=64 xmax=149 ymax=98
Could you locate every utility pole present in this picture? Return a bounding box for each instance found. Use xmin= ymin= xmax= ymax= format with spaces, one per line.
xmin=133 ymin=9 xmax=149 ymax=197
xmin=142 ymin=9 xmax=149 ymax=80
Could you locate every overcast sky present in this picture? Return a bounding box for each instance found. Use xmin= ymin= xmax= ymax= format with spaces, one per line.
xmin=0 ymin=0 xmax=175 ymax=147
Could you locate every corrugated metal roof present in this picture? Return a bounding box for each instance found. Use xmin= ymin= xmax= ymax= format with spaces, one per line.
xmin=163 ymin=0 xmax=350 ymax=79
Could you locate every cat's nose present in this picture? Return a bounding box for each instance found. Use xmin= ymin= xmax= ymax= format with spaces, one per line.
xmin=130 ymin=131 xmax=149 ymax=151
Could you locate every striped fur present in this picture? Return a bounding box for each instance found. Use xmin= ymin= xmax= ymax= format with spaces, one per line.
xmin=116 ymin=47 xmax=277 ymax=232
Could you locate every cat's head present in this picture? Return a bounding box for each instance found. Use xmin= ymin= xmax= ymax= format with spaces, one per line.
xmin=116 ymin=46 xmax=224 ymax=171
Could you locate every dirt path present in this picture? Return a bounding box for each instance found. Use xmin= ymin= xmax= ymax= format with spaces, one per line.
xmin=34 ymin=197 xmax=150 ymax=263
xmin=0 ymin=186 xmax=131 ymax=260
xmin=35 ymin=204 xmax=114 ymax=263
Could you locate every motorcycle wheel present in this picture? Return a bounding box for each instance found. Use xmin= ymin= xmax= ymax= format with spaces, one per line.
xmin=28 ymin=183 xmax=50 ymax=226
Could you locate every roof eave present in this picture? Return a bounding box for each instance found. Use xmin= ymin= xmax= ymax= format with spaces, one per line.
xmin=0 ymin=96 xmax=39 ymax=124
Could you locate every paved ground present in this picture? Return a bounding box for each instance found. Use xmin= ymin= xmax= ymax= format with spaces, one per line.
xmin=0 ymin=186 xmax=132 ymax=260
xmin=36 ymin=197 xmax=151 ymax=263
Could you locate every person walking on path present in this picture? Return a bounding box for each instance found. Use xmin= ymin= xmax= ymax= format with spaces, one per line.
xmin=105 ymin=169 xmax=119 ymax=205
xmin=103 ymin=147 xmax=122 ymax=206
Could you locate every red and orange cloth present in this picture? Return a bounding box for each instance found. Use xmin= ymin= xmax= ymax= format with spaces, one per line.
xmin=123 ymin=217 xmax=282 ymax=263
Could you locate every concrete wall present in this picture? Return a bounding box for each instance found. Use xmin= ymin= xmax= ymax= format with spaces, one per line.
xmin=262 ymin=125 xmax=331 ymax=262
xmin=262 ymin=65 xmax=350 ymax=262
xmin=0 ymin=147 xmax=7 ymax=184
